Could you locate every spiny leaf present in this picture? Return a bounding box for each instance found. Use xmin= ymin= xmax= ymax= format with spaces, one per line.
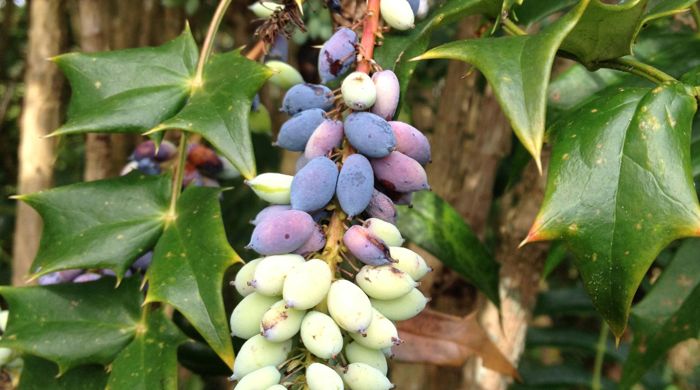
xmin=620 ymin=238 xmax=700 ymax=388
xmin=18 ymin=356 xmax=108 ymax=390
xmin=373 ymin=0 xmax=501 ymax=116
xmin=107 ymin=308 xmax=187 ymax=390
xmin=512 ymin=0 xmax=579 ymax=27
xmin=145 ymin=186 xmax=240 ymax=369
xmin=524 ymin=83 xmax=700 ymax=337
xmin=0 ymin=277 xmax=142 ymax=375
xmin=152 ymin=50 xmax=272 ymax=179
xmin=414 ymin=0 xmax=589 ymax=171
xmin=642 ymin=0 xmax=697 ymax=25
xmin=53 ymin=28 xmax=197 ymax=136
xmin=396 ymin=191 xmax=500 ymax=307
xmin=560 ymin=0 xmax=648 ymax=68
xmin=20 ymin=173 xmax=171 ymax=281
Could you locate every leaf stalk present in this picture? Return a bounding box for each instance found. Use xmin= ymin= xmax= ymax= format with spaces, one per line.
xmin=502 ymin=19 xmax=527 ymax=36
xmin=591 ymin=321 xmax=609 ymax=390
xmin=597 ymin=57 xmax=676 ymax=85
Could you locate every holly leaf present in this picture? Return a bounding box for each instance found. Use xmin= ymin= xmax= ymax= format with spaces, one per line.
xmin=512 ymin=0 xmax=579 ymax=27
xmin=397 ymin=191 xmax=500 ymax=307
xmin=52 ymin=27 xmax=197 ymax=136
xmin=18 ymin=173 xmax=171 ymax=281
xmin=145 ymin=186 xmax=240 ymax=369
xmin=524 ymin=83 xmax=700 ymax=337
xmin=620 ymin=238 xmax=700 ymax=388
xmin=18 ymin=356 xmax=108 ymax=390
xmin=107 ymin=308 xmax=187 ymax=390
xmin=414 ymin=0 xmax=589 ymax=171
xmin=0 ymin=277 xmax=142 ymax=374
xmin=374 ymin=0 xmax=501 ymax=116
xmin=560 ymin=0 xmax=648 ymax=68
xmin=151 ymin=50 xmax=272 ymax=179
xmin=642 ymin=0 xmax=697 ymax=24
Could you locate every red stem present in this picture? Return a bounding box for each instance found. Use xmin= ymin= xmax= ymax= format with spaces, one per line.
xmin=357 ymin=0 xmax=381 ymax=73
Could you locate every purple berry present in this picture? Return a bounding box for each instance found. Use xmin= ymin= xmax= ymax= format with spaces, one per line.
xmin=344 ymin=112 xmax=396 ymax=158
xmin=132 ymin=140 xmax=177 ymax=162
xmin=73 ymin=272 xmax=103 ymax=283
xmin=291 ymin=156 xmax=338 ymax=212
xmin=343 ymin=225 xmax=393 ymax=266
xmin=37 ymin=269 xmax=84 ymax=285
xmin=277 ymin=108 xmax=327 ymax=151
xmin=389 ymin=121 xmax=431 ymax=165
xmin=293 ymin=224 xmax=327 ymax=256
xmin=281 ymin=84 xmax=334 ymax=115
xmin=336 ymin=154 xmax=374 ymax=217
xmin=267 ymin=35 xmax=289 ymax=61
xmin=371 ymin=151 xmax=429 ymax=192
xmin=136 ymin=159 xmax=161 ymax=175
xmin=248 ymin=210 xmax=316 ymax=255
xmin=407 ymin=0 xmax=419 ymax=14
xmin=132 ymin=252 xmax=153 ymax=270
xmin=304 ymin=119 xmax=344 ymax=159
xmin=370 ymin=71 xmax=400 ymax=120
xmin=188 ymin=144 xmax=224 ymax=177
xmin=318 ymin=27 xmax=358 ymax=83
xmin=251 ymin=205 xmax=293 ymax=225
xmin=365 ymin=189 xmax=397 ymax=223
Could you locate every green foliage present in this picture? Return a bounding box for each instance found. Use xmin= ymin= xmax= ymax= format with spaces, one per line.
xmin=621 ymin=238 xmax=700 ymax=387
xmin=145 ymin=186 xmax=239 ymax=369
xmin=415 ymin=0 xmax=589 ymax=171
xmin=397 ymin=191 xmax=500 ymax=306
xmin=18 ymin=356 xmax=107 ymax=390
xmin=19 ymin=173 xmax=171 ymax=281
xmin=529 ymin=83 xmax=700 ymax=337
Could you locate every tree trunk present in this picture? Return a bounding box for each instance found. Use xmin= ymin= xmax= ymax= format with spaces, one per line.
xmin=78 ymin=0 xmax=114 ymax=181
xmin=12 ymin=0 xmax=65 ymax=285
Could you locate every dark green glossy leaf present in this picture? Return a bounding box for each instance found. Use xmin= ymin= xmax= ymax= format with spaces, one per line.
xmin=512 ymin=0 xmax=579 ymax=26
xmin=525 ymin=327 xmax=626 ymax=361
xmin=53 ymin=28 xmax=197 ymax=136
xmin=374 ymin=0 xmax=500 ymax=116
xmin=19 ymin=173 xmax=170 ymax=281
xmin=643 ymin=0 xmax=696 ymax=24
xmin=18 ymin=356 xmax=108 ymax=390
xmin=560 ymin=0 xmax=647 ymax=67
xmin=177 ymin=340 xmax=232 ymax=377
xmin=415 ymin=1 xmax=589 ymax=171
xmin=153 ymin=51 xmax=271 ymax=179
xmin=396 ymin=191 xmax=500 ymax=306
xmin=0 ymin=277 xmax=142 ymax=374
xmin=107 ymin=308 xmax=186 ymax=390
xmin=145 ymin=186 xmax=239 ymax=369
xmin=692 ymin=137 xmax=700 ymax=178
xmin=525 ymin=83 xmax=700 ymax=337
xmin=534 ymin=287 xmax=596 ymax=316
xmin=621 ymin=238 xmax=700 ymax=388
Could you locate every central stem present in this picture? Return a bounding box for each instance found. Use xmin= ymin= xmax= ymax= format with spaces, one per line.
xmin=357 ymin=0 xmax=381 ymax=73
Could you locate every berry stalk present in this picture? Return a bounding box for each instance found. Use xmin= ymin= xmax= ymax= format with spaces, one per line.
xmin=357 ymin=0 xmax=381 ymax=73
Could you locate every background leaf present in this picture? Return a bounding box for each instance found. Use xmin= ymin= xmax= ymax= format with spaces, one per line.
xmin=20 ymin=173 xmax=170 ymax=280
xmin=397 ymin=191 xmax=500 ymax=306
xmin=415 ymin=0 xmax=589 ymax=171
xmin=107 ymin=308 xmax=187 ymax=390
xmin=374 ymin=0 xmax=501 ymax=115
xmin=0 ymin=277 xmax=142 ymax=374
xmin=621 ymin=238 xmax=700 ymax=388
xmin=18 ymin=356 xmax=108 ymax=390
xmin=145 ymin=186 xmax=239 ymax=369
xmin=155 ymin=50 xmax=272 ymax=179
xmin=53 ymin=28 xmax=197 ymax=135
xmin=526 ymin=83 xmax=700 ymax=337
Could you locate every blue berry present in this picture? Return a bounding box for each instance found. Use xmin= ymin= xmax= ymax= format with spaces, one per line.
xmin=248 ymin=210 xmax=315 ymax=255
xmin=291 ymin=157 xmax=338 ymax=212
xmin=276 ymin=108 xmax=327 ymax=151
xmin=281 ymin=84 xmax=334 ymax=115
xmin=344 ymin=112 xmax=396 ymax=158
xmin=336 ymin=154 xmax=374 ymax=217
xmin=318 ymin=28 xmax=358 ymax=83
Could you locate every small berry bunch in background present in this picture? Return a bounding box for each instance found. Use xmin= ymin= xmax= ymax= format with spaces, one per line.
xmin=37 ymin=140 xmax=237 ymax=286
xmin=231 ymin=0 xmax=432 ymax=388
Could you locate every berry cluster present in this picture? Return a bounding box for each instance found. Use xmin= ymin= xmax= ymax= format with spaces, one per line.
xmin=231 ymin=1 xmax=432 ymax=387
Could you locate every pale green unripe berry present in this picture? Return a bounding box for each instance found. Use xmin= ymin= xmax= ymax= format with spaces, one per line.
xmin=266 ymin=60 xmax=304 ymax=89
xmin=230 ymin=292 xmax=279 ymax=339
xmin=380 ymin=0 xmax=415 ymax=30
xmin=364 ymin=218 xmax=403 ymax=247
xmin=341 ymin=72 xmax=377 ymax=111
xmin=388 ymin=247 xmax=431 ymax=281
xmin=306 ymin=363 xmax=344 ymax=390
xmin=300 ymin=311 xmax=343 ymax=359
xmin=370 ymin=288 xmax=428 ymax=321
xmin=252 ymin=254 xmax=305 ymax=296
xmin=0 ymin=348 xmax=13 ymax=367
xmin=266 ymin=386 xmax=287 ymax=390
xmin=283 ymin=259 xmax=332 ymax=310
xmin=232 ymin=335 xmax=292 ymax=380
xmin=248 ymin=1 xmax=284 ymax=18
xmin=261 ymin=300 xmax=305 ymax=342
xmin=234 ymin=366 xmax=281 ymax=390
xmin=355 ymin=265 xmax=416 ymax=300
xmin=349 ymin=309 xmax=400 ymax=349
xmin=345 ymin=341 xmax=388 ymax=375
xmin=342 ymin=363 xmax=394 ymax=390
xmin=245 ymin=173 xmax=293 ymax=204
xmin=234 ymin=258 xmax=263 ymax=296
xmin=327 ymin=280 xmax=373 ymax=333
xmin=0 ymin=310 xmax=8 ymax=332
